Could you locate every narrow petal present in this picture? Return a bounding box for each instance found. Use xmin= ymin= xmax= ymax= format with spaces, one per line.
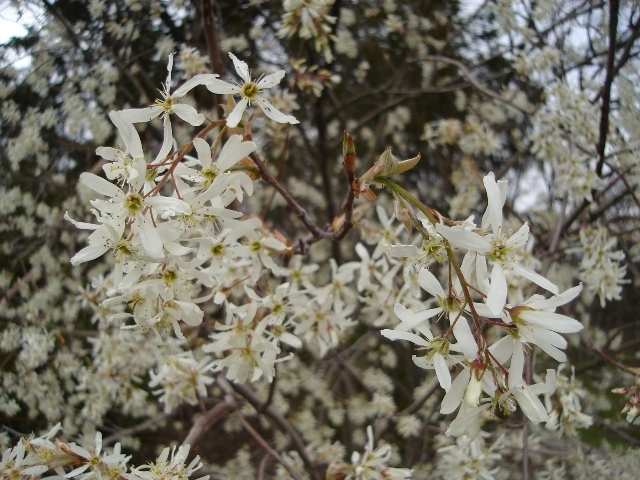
xmin=154 ymin=115 xmax=174 ymax=163
xmin=418 ymin=267 xmax=446 ymax=297
xmin=514 ymin=388 xmax=548 ymax=423
xmin=527 ymin=284 xmax=583 ymax=310
xmin=216 ymin=135 xmax=257 ymax=172
xmin=394 ymin=304 xmax=441 ymax=330
xmin=518 ymin=310 xmax=583 ymax=333
xmin=70 ymin=244 xmax=110 ymax=265
xmin=508 ymin=340 xmax=525 ymax=389
xmin=441 ymin=368 xmax=471 ymax=414
xmin=109 ymin=110 xmax=143 ymax=158
xmin=506 ymin=223 xmax=529 ymax=249
xmin=483 ymin=172 xmax=504 ymax=237
xmin=173 ymin=103 xmax=205 ymax=126
xmin=486 ymin=263 xmax=507 ymax=315
xmin=451 ymin=317 xmax=477 ymax=360
xmin=173 ymin=73 xmax=220 ymax=97
xmin=119 ymin=106 xmax=161 ymax=123
xmin=136 ymin=212 xmax=164 ymax=259
xmin=193 ymin=137 xmax=213 ymax=169
xmin=64 ymin=212 xmax=99 ymax=230
xmin=380 ymin=329 xmax=430 ymax=347
xmin=205 ymin=79 xmax=241 ymax=95
xmin=226 ymin=97 xmax=248 ymax=128
xmin=257 ymin=70 xmax=286 ymax=89
xmin=229 ymin=53 xmax=251 ymax=83
xmin=145 ymin=196 xmax=191 ymax=214
xmin=254 ymin=96 xmax=299 ymax=124
xmin=475 ymin=254 xmax=489 ymax=293
xmin=96 ymin=147 xmax=121 ymax=162
xmin=434 ymin=354 xmax=452 ymax=391
xmin=436 ymin=224 xmax=492 ymax=253
xmin=510 ymin=262 xmax=559 ymax=294
xmin=80 ymin=172 xmax=123 ymax=198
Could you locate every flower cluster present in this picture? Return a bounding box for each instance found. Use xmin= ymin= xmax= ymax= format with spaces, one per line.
xmin=0 ymin=424 xmax=207 ymax=480
xmin=381 ymin=172 xmax=584 ymax=437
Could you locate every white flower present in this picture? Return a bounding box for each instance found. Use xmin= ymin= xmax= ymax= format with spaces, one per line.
xmin=120 ymin=54 xmax=217 ymax=127
xmin=381 ymin=328 xmax=461 ymax=391
xmin=507 ymin=284 xmax=584 ymax=362
xmin=206 ymin=53 xmax=299 ymax=127
xmin=99 ymin=110 xmax=146 ymax=191
xmin=78 ymin=172 xmax=191 ymax=259
xmin=119 ymin=54 xmax=218 ymax=162
xmin=436 ymin=172 xmax=558 ymax=314
xmin=327 ymin=426 xmax=412 ymax=479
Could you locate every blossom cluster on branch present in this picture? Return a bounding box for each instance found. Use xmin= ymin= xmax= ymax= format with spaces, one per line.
xmin=2 ymin=0 xmax=640 ymax=478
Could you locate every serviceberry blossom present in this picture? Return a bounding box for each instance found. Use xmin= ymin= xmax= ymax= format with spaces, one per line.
xmin=206 ymin=53 xmax=299 ymax=127
xmin=436 ymin=172 xmax=559 ymax=314
xmin=326 ymin=426 xmax=412 ymax=479
xmin=119 ymin=53 xmax=219 ymax=158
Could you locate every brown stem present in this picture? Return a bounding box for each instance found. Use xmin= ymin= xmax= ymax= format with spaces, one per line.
xmin=200 ymin=0 xmax=225 ymax=120
xmin=227 ymin=380 xmax=322 ymax=480
xmin=181 ymin=400 xmax=235 ymax=447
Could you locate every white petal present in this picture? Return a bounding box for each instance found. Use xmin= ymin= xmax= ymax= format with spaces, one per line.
xmin=475 ymin=254 xmax=490 ymax=293
xmin=451 ymin=317 xmax=477 ymax=360
xmin=216 ymin=135 xmax=257 ymax=172
xmin=165 ymin=52 xmax=174 ymax=89
xmin=173 ymin=103 xmax=205 ymax=126
xmin=64 ymin=212 xmax=99 ymax=230
xmin=154 ymin=114 xmax=174 ymax=163
xmin=508 ymin=340 xmax=525 ymax=389
xmin=436 ymin=224 xmax=492 ymax=253
xmin=22 ymin=465 xmax=49 ymax=475
xmin=380 ymin=329 xmax=430 ymax=347
xmin=145 ymin=196 xmax=191 ymax=214
xmin=70 ymin=244 xmax=110 ymax=265
xmin=109 ymin=110 xmax=143 ymax=158
xmin=136 ymin=212 xmax=164 ymax=259
xmin=441 ymin=368 xmax=471 ymax=414
xmin=510 ymin=262 xmax=559 ymax=294
xmin=486 ymin=263 xmax=507 ymax=315
xmin=506 ymin=222 xmax=529 ymax=249
xmin=257 ymin=70 xmax=286 ymax=89
xmin=175 ymin=301 xmax=204 ymax=326
xmin=514 ymin=388 xmax=548 ymax=423
xmin=226 ymin=97 xmax=248 ymax=128
xmin=434 ymin=354 xmax=452 ymax=391
xmin=96 ymin=146 xmax=121 ymax=162
xmin=418 ymin=267 xmax=446 ymax=297
xmin=527 ymin=284 xmax=583 ymax=310
xmin=80 ymin=172 xmax=123 ymax=198
xmin=206 ymin=79 xmax=241 ymax=95
xmin=394 ymin=304 xmax=440 ymax=331
xmin=229 ymin=53 xmax=251 ymax=83
xmin=119 ymin=106 xmax=161 ymax=123
xmin=519 ymin=310 xmax=583 ymax=333
xmin=254 ymin=96 xmax=299 ymax=124
xmin=482 ymin=172 xmax=504 ymax=236
xmin=173 ymin=73 xmax=220 ymax=97
xmin=193 ymin=137 xmax=213 ymax=169
xmin=488 ymin=335 xmax=515 ymax=365
xmin=279 ymin=332 xmax=303 ymax=348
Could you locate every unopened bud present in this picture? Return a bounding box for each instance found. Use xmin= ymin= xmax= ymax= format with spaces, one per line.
xmin=342 ymin=131 xmax=356 ymax=174
xmin=394 ymin=196 xmax=414 ymax=232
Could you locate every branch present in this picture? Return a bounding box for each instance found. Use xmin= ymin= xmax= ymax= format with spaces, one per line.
xmin=248 ymin=142 xmax=355 ymax=252
xmin=595 ymin=0 xmax=619 ymax=177
xmin=181 ymin=400 xmax=235 ymax=448
xmin=227 ymin=380 xmax=322 ymax=480
xmin=415 ymin=55 xmax=531 ymax=114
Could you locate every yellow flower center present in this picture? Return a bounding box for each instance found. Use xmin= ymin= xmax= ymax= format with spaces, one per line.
xmin=241 ymin=82 xmax=259 ymax=100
